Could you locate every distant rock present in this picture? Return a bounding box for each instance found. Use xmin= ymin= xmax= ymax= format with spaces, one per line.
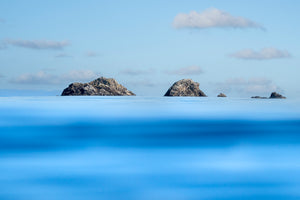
xmin=61 ymin=77 xmax=135 ymax=96
xmin=164 ymin=79 xmax=206 ymax=97
xmin=217 ymin=93 xmax=227 ymax=97
xmin=251 ymin=96 xmax=268 ymax=99
xmin=251 ymin=92 xmax=286 ymax=99
xmin=269 ymin=92 xmax=286 ymax=99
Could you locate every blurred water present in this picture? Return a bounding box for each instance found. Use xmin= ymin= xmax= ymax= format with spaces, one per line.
xmin=0 ymin=96 xmax=300 ymax=200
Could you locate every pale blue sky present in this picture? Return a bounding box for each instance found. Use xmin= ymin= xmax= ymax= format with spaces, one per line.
xmin=0 ymin=0 xmax=299 ymax=97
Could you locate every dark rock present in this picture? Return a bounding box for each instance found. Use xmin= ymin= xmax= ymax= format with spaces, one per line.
xmin=164 ymin=79 xmax=206 ymax=97
xmin=251 ymin=92 xmax=286 ymax=99
xmin=217 ymin=93 xmax=227 ymax=97
xmin=61 ymin=77 xmax=135 ymax=96
xmin=269 ymin=92 xmax=286 ymax=99
xmin=251 ymin=96 xmax=268 ymax=99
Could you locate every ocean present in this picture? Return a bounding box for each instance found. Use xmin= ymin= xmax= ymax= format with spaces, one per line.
xmin=0 ymin=96 xmax=300 ymax=200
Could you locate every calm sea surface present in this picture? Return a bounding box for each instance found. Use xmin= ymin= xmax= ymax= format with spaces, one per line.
xmin=0 ymin=96 xmax=300 ymax=200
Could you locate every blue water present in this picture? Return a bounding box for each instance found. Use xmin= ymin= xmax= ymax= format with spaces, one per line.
xmin=0 ymin=96 xmax=300 ymax=200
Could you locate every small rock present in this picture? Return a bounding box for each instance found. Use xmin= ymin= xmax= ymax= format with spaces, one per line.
xmin=217 ymin=93 xmax=227 ymax=97
xmin=164 ymin=79 xmax=206 ymax=97
xmin=251 ymin=96 xmax=267 ymax=99
xmin=269 ymin=92 xmax=286 ymax=99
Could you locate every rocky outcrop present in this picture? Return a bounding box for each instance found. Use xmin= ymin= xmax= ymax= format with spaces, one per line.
xmin=164 ymin=79 xmax=206 ymax=97
xmin=217 ymin=93 xmax=227 ymax=97
xmin=251 ymin=96 xmax=267 ymax=99
xmin=61 ymin=77 xmax=135 ymax=96
xmin=269 ymin=92 xmax=286 ymax=99
xmin=251 ymin=92 xmax=286 ymax=99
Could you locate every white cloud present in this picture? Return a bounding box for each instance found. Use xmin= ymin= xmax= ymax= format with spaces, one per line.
xmin=10 ymin=70 xmax=99 ymax=85
xmin=4 ymin=39 xmax=70 ymax=50
xmin=61 ymin=70 xmax=99 ymax=82
xmin=173 ymin=8 xmax=263 ymax=29
xmin=55 ymin=53 xmax=72 ymax=58
xmin=126 ymin=80 xmax=156 ymax=87
xmin=86 ymin=51 xmax=98 ymax=57
xmin=230 ymin=48 xmax=291 ymax=60
xmin=215 ymin=77 xmax=283 ymax=96
xmin=10 ymin=71 xmax=58 ymax=85
xmin=165 ymin=66 xmax=203 ymax=75
xmin=120 ymin=68 xmax=155 ymax=76
xmin=0 ymin=42 xmax=7 ymax=50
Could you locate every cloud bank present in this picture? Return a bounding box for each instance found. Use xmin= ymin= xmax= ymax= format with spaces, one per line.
xmin=10 ymin=70 xmax=99 ymax=85
xmin=215 ymin=77 xmax=282 ymax=96
xmin=230 ymin=48 xmax=291 ymax=60
xmin=4 ymin=39 xmax=70 ymax=50
xmin=165 ymin=66 xmax=203 ymax=75
xmin=173 ymin=8 xmax=263 ymax=29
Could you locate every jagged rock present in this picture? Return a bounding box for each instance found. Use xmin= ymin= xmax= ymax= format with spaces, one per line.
xmin=61 ymin=77 xmax=135 ymax=96
xmin=164 ymin=79 xmax=206 ymax=97
xmin=269 ymin=92 xmax=286 ymax=99
xmin=217 ymin=93 xmax=227 ymax=97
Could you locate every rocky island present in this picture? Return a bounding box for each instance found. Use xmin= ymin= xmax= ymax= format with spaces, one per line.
xmin=164 ymin=79 xmax=206 ymax=97
xmin=61 ymin=77 xmax=135 ymax=96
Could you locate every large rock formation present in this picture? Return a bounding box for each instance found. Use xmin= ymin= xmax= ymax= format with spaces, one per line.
xmin=164 ymin=79 xmax=206 ymax=97
xmin=217 ymin=93 xmax=227 ymax=97
xmin=269 ymin=92 xmax=286 ymax=99
xmin=61 ymin=77 xmax=135 ymax=96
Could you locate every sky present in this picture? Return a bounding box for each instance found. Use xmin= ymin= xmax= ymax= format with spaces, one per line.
xmin=0 ymin=0 xmax=299 ymax=97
